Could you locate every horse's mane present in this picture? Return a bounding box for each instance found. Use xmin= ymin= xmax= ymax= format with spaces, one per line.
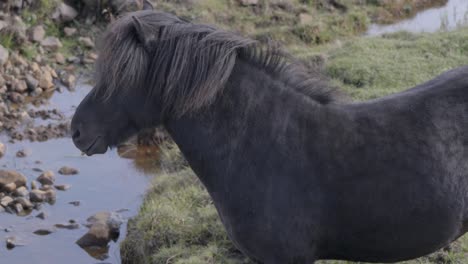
xmin=95 ymin=10 xmax=336 ymax=116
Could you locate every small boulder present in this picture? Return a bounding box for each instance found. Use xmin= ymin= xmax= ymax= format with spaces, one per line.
xmin=36 ymin=170 xmax=55 ymax=185
xmin=60 ymin=72 xmax=76 ymax=90
xmin=3 ymin=182 xmax=16 ymax=193
xmin=25 ymin=74 xmax=39 ymax=91
xmin=0 ymin=170 xmax=27 ymax=192
xmin=41 ymin=37 xmax=62 ymax=51
xmin=14 ymin=197 xmax=33 ymax=209
xmin=63 ymin=27 xmax=77 ymax=37
xmin=52 ymin=3 xmax=78 ymax=22
xmin=0 ymin=196 xmax=13 ymax=207
xmin=29 ymin=189 xmax=56 ymax=203
xmin=78 ymin=37 xmax=94 ymax=49
xmin=36 ymin=212 xmax=47 ymax=220
xmin=58 ymin=166 xmax=78 ymax=175
xmin=13 ymin=186 xmax=28 ymax=197
xmin=28 ymin=25 xmax=45 ymax=43
xmin=55 ymin=53 xmax=65 ymax=64
xmin=77 ymin=212 xmax=123 ymax=248
xmin=0 ymin=142 xmax=5 ymax=158
xmin=0 ymin=45 xmax=9 ymax=66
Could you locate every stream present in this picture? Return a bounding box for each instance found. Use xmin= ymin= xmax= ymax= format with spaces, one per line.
xmin=366 ymin=0 xmax=468 ymax=36
xmin=0 ymin=82 xmax=157 ymax=264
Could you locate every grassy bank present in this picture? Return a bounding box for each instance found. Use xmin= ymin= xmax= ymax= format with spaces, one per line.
xmin=121 ymin=26 xmax=468 ymax=264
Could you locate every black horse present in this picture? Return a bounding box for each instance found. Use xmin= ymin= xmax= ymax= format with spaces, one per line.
xmin=71 ymin=10 xmax=468 ymax=264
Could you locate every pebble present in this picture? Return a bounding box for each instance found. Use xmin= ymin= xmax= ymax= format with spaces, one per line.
xmin=16 ymin=149 xmax=32 ymax=157
xmin=37 ymin=170 xmax=55 ymax=185
xmin=0 ymin=196 xmax=13 ymax=207
xmin=54 ymin=184 xmax=71 ymax=191
xmin=69 ymin=201 xmax=80 ymax=206
xmin=36 ymin=212 xmax=47 ymax=220
xmin=13 ymin=186 xmax=28 ymax=197
xmin=33 ymin=228 xmax=55 ymax=236
xmin=0 ymin=142 xmax=5 ymax=158
xmin=58 ymin=166 xmax=78 ymax=175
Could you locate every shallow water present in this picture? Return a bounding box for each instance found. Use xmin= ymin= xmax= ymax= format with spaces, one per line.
xmin=366 ymin=0 xmax=468 ymax=36
xmin=0 ymin=82 xmax=156 ymax=263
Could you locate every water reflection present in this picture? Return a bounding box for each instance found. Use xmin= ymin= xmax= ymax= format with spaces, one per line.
xmin=367 ymin=0 xmax=468 ymax=36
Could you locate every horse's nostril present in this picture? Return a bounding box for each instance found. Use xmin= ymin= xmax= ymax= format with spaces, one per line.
xmin=72 ymin=130 xmax=81 ymax=140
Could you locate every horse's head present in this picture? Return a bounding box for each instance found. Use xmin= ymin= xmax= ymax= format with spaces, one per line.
xmin=71 ymin=11 xmax=168 ymax=155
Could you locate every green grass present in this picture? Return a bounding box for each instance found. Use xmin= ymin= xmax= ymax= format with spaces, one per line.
xmin=326 ymin=29 xmax=468 ymax=100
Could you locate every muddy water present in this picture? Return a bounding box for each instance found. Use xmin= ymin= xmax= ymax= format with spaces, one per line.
xmin=0 ymin=82 xmax=156 ymax=263
xmin=367 ymin=0 xmax=468 ymax=36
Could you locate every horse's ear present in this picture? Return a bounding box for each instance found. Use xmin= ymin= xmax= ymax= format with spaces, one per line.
xmin=142 ymin=0 xmax=154 ymax=10
xmin=132 ymin=16 xmax=151 ymax=46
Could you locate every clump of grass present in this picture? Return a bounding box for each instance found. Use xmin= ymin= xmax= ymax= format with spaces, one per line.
xmin=0 ymin=32 xmax=15 ymax=50
xmin=120 ymin=167 xmax=253 ymax=264
xmin=326 ymin=27 xmax=468 ymax=100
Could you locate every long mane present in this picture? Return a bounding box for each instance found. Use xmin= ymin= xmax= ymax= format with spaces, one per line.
xmin=95 ymin=10 xmax=336 ymax=116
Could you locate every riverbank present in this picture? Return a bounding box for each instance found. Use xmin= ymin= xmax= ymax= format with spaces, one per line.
xmin=120 ymin=21 xmax=468 ymax=264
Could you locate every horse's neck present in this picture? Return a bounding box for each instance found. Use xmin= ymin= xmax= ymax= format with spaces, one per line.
xmin=165 ymin=60 xmax=322 ymax=194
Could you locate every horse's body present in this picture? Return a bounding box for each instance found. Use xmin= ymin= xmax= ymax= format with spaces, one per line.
xmin=71 ymin=10 xmax=468 ymax=263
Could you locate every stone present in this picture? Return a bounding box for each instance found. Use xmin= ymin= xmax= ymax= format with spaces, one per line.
xmin=55 ymin=52 xmax=65 ymax=64
xmin=58 ymin=166 xmax=78 ymax=175
xmin=30 ymin=180 xmax=38 ymax=190
xmin=55 ymin=222 xmax=79 ymax=230
xmin=0 ymin=45 xmax=9 ymax=66
xmin=9 ymin=92 xmax=24 ymax=103
xmin=36 ymin=212 xmax=46 ymax=220
xmin=14 ymin=197 xmax=32 ymax=209
xmin=6 ymin=237 xmax=17 ymax=249
xmin=29 ymin=189 xmax=55 ymax=203
xmin=60 ymin=72 xmax=76 ymax=90
xmin=16 ymin=149 xmax=31 ymax=157
xmin=12 ymin=79 xmax=27 ymax=93
xmin=37 ymin=170 xmax=55 ymax=185
xmin=41 ymin=37 xmax=62 ymax=51
xmin=54 ymin=184 xmax=71 ymax=191
xmin=12 ymin=203 xmax=22 ymax=214
xmin=0 ymin=170 xmax=27 ymax=192
xmin=53 ymin=3 xmax=78 ymax=22
xmin=63 ymin=27 xmax=77 ymax=37
xmin=33 ymin=228 xmax=55 ymax=236
xmin=38 ymin=69 xmax=54 ymax=89
xmin=13 ymin=186 xmax=28 ymax=197
xmin=69 ymin=201 xmax=80 ymax=206
xmin=28 ymin=25 xmax=45 ymax=43
xmin=25 ymin=74 xmax=38 ymax=91
xmin=0 ymin=142 xmax=5 ymax=158
xmin=0 ymin=196 xmax=13 ymax=207
xmin=78 ymin=37 xmax=94 ymax=48
xmin=3 ymin=182 xmax=16 ymax=193
xmin=239 ymin=0 xmax=258 ymax=6
xmin=77 ymin=212 xmax=123 ymax=248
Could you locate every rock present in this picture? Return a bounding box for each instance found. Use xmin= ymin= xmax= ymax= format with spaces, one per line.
xmin=66 ymin=56 xmax=79 ymax=64
xmin=6 ymin=237 xmax=17 ymax=249
xmin=28 ymin=25 xmax=45 ymax=43
xmin=14 ymin=197 xmax=32 ymax=209
xmin=3 ymin=182 xmax=16 ymax=193
xmin=12 ymin=203 xmax=22 ymax=214
xmin=0 ymin=45 xmax=9 ymax=66
xmin=37 ymin=170 xmax=55 ymax=185
xmin=30 ymin=180 xmax=38 ymax=190
xmin=33 ymin=228 xmax=55 ymax=236
xmin=55 ymin=222 xmax=79 ymax=230
xmin=54 ymin=184 xmax=71 ymax=191
xmin=39 ymin=185 xmax=53 ymax=191
xmin=41 ymin=37 xmax=62 ymax=51
xmin=13 ymin=186 xmax=28 ymax=197
xmin=12 ymin=79 xmax=28 ymax=93
xmin=63 ymin=27 xmax=77 ymax=37
xmin=16 ymin=149 xmax=31 ymax=157
xmin=77 ymin=212 xmax=123 ymax=248
xmin=69 ymin=201 xmax=80 ymax=206
xmin=78 ymin=37 xmax=94 ymax=48
xmin=29 ymin=189 xmax=56 ymax=203
xmin=0 ymin=170 xmax=27 ymax=192
xmin=36 ymin=212 xmax=46 ymax=220
xmin=25 ymin=74 xmax=38 ymax=91
xmin=55 ymin=53 xmax=65 ymax=64
xmin=9 ymin=92 xmax=24 ymax=103
xmin=0 ymin=142 xmax=5 ymax=158
xmin=38 ymin=69 xmax=54 ymax=89
xmin=0 ymin=196 xmax=13 ymax=207
xmin=60 ymin=72 xmax=76 ymax=90
xmin=53 ymin=3 xmax=78 ymax=22
xmin=58 ymin=166 xmax=78 ymax=175
xmin=239 ymin=0 xmax=258 ymax=6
